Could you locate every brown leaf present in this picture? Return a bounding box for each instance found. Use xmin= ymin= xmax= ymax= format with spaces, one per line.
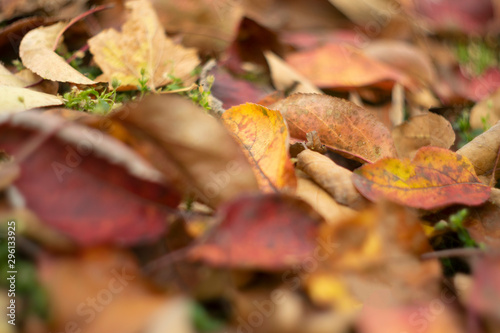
xmin=88 ymin=0 xmax=200 ymax=90
xmin=271 ymin=93 xmax=397 ymax=163
xmin=19 ymin=22 xmax=96 ymax=85
xmin=295 ymin=176 xmax=357 ymax=224
xmin=188 ymin=194 xmax=322 ymax=270
xmin=353 ymin=146 xmax=491 ymax=210
xmin=0 ymin=111 xmax=180 ymax=246
xmin=110 ymin=95 xmax=259 ymax=207
xmin=457 ymin=121 xmax=500 ymax=178
xmin=297 ymin=149 xmax=368 ymax=209
xmin=286 ymin=43 xmax=414 ymax=90
xmin=392 ymin=113 xmax=455 ymax=158
xmin=221 ymin=103 xmax=296 ymax=192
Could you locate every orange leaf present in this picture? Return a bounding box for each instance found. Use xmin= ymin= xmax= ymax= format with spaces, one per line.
xmin=271 ymin=93 xmax=396 ymax=163
xmin=286 ymin=43 xmax=414 ymax=90
xmin=222 ymin=103 xmax=296 ymax=191
xmin=352 ymin=146 xmax=491 ymax=209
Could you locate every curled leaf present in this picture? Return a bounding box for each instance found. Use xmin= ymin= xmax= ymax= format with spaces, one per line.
xmin=19 ymin=22 xmax=96 ymax=85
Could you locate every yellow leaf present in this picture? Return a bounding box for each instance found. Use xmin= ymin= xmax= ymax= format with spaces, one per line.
xmin=88 ymin=0 xmax=200 ymax=90
xmin=222 ymin=103 xmax=296 ymax=192
xmin=19 ymin=22 xmax=96 ymax=85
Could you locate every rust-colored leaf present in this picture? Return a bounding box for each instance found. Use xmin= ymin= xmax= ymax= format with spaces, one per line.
xmin=271 ymin=93 xmax=396 ymax=163
xmin=285 ymin=43 xmax=414 ymax=90
xmin=221 ymin=103 xmax=296 ymax=192
xmin=0 ymin=111 xmax=180 ymax=246
xmin=352 ymin=146 xmax=491 ymax=210
xmin=188 ymin=194 xmax=322 ymax=270
xmin=88 ymin=0 xmax=200 ymax=90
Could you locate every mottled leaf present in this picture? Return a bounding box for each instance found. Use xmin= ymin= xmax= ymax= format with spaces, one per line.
xmin=271 ymin=93 xmax=396 ymax=162
xmin=352 ymin=146 xmax=491 ymax=209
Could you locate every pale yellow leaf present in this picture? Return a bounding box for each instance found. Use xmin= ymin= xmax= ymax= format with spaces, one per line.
xmin=19 ymin=22 xmax=96 ymax=85
xmin=88 ymin=0 xmax=200 ymax=90
xmin=0 ymin=86 xmax=62 ymax=113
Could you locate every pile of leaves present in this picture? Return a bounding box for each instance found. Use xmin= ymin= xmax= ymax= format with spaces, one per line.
xmin=1 ymin=0 xmax=500 ymax=332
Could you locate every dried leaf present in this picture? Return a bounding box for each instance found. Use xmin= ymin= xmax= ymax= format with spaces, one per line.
xmin=295 ymin=176 xmax=357 ymax=224
xmin=110 ymin=95 xmax=259 ymax=207
xmin=221 ymin=103 xmax=296 ymax=192
xmin=0 ymin=111 xmax=180 ymax=246
xmin=271 ymin=93 xmax=397 ymax=163
xmin=297 ymin=149 xmax=368 ymax=209
xmin=286 ymin=43 xmax=414 ymax=90
xmin=19 ymin=22 xmax=96 ymax=85
xmin=88 ymin=0 xmax=200 ymax=90
xmin=188 ymin=194 xmax=322 ymax=270
xmin=0 ymin=86 xmax=62 ymax=113
xmin=264 ymin=51 xmax=323 ymax=94
xmin=352 ymin=146 xmax=491 ymax=210
xmin=392 ymin=113 xmax=455 ymax=158
xmin=457 ymin=121 xmax=500 ymax=178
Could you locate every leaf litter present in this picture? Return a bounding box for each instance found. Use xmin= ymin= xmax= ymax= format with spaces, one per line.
xmin=1 ymin=1 xmax=500 ymax=332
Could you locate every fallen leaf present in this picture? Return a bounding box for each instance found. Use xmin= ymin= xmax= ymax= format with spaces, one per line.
xmin=364 ymin=40 xmax=437 ymax=87
xmin=0 ymin=111 xmax=180 ymax=246
xmin=296 ymin=149 xmax=368 ymax=209
xmin=38 ymin=248 xmax=185 ymax=333
xmin=19 ymin=21 xmax=96 ymax=85
xmin=271 ymin=93 xmax=397 ymax=163
xmin=221 ymin=103 xmax=296 ymax=192
xmin=0 ymin=86 xmax=63 ymax=113
xmin=295 ymin=176 xmax=357 ymax=224
xmin=470 ymin=87 xmax=500 ymax=129
xmin=392 ymin=113 xmax=455 ymax=158
xmin=352 ymin=146 xmax=491 ymax=210
xmin=110 ymin=95 xmax=259 ymax=207
xmin=188 ymin=194 xmax=322 ymax=270
xmin=88 ymin=0 xmax=200 ymax=90
xmin=464 ymin=203 xmax=500 ymax=249
xmin=315 ymin=202 xmax=442 ymax=306
xmin=264 ymin=51 xmax=323 ymax=94
xmin=210 ymin=68 xmax=270 ymax=109
xmin=457 ymin=121 xmax=500 ymax=178
xmin=286 ymin=43 xmax=414 ymax=90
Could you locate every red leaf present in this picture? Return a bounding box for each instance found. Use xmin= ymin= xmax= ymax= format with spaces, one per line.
xmin=0 ymin=111 xmax=180 ymax=246
xmin=188 ymin=194 xmax=322 ymax=270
